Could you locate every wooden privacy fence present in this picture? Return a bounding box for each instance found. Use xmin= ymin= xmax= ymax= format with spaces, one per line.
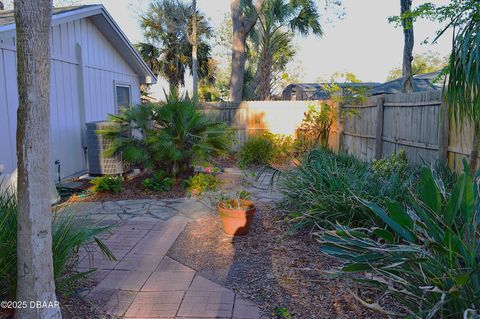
xmin=198 ymin=100 xmax=315 ymax=149
xmin=199 ymin=92 xmax=478 ymax=172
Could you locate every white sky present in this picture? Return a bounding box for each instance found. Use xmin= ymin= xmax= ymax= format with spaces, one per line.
xmin=77 ymin=0 xmax=453 ymax=98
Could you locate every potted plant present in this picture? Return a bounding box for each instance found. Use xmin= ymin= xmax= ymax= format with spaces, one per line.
xmin=217 ymin=191 xmax=256 ymax=236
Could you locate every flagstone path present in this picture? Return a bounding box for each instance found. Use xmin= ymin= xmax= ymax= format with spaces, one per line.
xmin=73 ymin=169 xmax=283 ymax=318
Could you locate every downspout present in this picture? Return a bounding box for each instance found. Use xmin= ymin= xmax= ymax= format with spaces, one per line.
xmin=76 ymin=43 xmax=88 ymax=166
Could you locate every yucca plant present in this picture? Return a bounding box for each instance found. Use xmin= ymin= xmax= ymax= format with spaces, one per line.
xmin=0 ymin=188 xmax=115 ymax=300
xmin=317 ymin=159 xmax=480 ymax=318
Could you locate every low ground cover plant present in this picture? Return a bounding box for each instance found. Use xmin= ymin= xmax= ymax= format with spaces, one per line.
xmin=184 ymin=173 xmax=221 ymax=196
xmin=279 ymin=148 xmax=417 ymax=229
xmin=90 ymin=176 xmax=122 ymax=193
xmin=143 ymin=171 xmax=173 ymax=192
xmin=317 ymin=160 xmax=480 ymax=318
xmin=0 ymin=190 xmax=114 ymax=300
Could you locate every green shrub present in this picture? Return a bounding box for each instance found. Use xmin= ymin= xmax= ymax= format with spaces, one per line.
xmin=317 ymin=160 xmax=479 ymax=318
xmin=279 ymin=148 xmax=416 ymax=229
xmin=143 ymin=171 xmax=173 ymax=192
xmin=99 ymin=95 xmax=232 ymax=176
xmin=238 ymin=135 xmax=275 ymax=168
xmin=90 ymin=176 xmax=122 ymax=193
xmin=267 ymin=133 xmax=296 ymax=163
xmin=372 ymin=149 xmax=408 ymax=177
xmin=185 ymin=173 xmax=220 ymax=196
xmin=0 ymin=190 xmax=114 ymax=300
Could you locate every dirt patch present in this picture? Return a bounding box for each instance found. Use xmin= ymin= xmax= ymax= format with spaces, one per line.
xmin=167 ymin=203 xmax=387 ymax=319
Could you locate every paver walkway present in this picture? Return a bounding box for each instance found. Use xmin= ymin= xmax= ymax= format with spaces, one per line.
xmin=74 ymin=169 xmax=283 ymax=318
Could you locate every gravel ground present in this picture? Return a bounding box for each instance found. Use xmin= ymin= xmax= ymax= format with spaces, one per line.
xmin=167 ymin=203 xmax=388 ymax=319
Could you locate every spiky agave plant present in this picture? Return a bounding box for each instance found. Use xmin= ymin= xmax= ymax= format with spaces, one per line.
xmin=317 ymin=159 xmax=480 ymax=318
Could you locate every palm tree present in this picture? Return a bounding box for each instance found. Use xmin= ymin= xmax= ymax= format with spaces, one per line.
xmin=135 ymin=42 xmax=162 ymax=76
xmin=246 ymin=28 xmax=295 ymax=99
xmin=251 ymin=0 xmax=322 ymax=100
xmin=141 ymin=0 xmax=212 ymax=94
xmin=401 ymin=0 xmax=414 ymax=93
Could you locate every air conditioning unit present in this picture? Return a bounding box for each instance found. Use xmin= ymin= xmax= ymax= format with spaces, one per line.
xmin=86 ymin=121 xmax=130 ymax=176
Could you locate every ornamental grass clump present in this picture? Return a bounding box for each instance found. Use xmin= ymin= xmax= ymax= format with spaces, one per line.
xmin=0 ymin=187 xmax=114 ymax=300
xmin=317 ymin=159 xmax=480 ymax=318
xmin=279 ymin=148 xmax=415 ymax=229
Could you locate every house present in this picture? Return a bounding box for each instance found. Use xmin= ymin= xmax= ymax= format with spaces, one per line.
xmin=282 ymin=82 xmax=380 ymax=101
xmin=0 ymin=5 xmax=156 ymax=180
xmin=369 ymin=72 xmax=443 ymax=95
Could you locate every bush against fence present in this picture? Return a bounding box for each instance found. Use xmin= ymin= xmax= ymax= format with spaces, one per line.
xmin=199 ymin=91 xmax=479 ymax=172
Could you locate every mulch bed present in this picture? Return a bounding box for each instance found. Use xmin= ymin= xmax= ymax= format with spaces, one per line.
xmin=59 ymin=293 xmax=112 ymax=319
xmin=167 ymin=203 xmax=389 ymax=319
xmin=62 ymin=172 xmax=187 ymax=203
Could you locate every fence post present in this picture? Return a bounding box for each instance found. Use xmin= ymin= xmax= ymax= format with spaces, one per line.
xmin=337 ymin=103 xmax=344 ymax=152
xmin=374 ymin=95 xmax=385 ymax=160
xmin=438 ymin=99 xmax=449 ymax=166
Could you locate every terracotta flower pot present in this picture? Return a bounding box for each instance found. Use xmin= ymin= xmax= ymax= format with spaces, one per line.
xmin=217 ymin=200 xmax=256 ymax=236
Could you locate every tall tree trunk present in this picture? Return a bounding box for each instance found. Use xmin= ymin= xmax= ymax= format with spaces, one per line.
xmin=258 ymin=42 xmax=273 ymax=100
xmin=229 ymin=0 xmax=264 ymax=103
xmin=191 ymin=0 xmax=198 ymax=98
xmin=14 ymin=1 xmax=61 ymax=318
xmin=401 ymin=0 xmax=414 ymax=93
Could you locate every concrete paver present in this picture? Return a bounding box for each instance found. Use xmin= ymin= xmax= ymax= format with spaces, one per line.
xmin=79 ymin=193 xmax=263 ymax=318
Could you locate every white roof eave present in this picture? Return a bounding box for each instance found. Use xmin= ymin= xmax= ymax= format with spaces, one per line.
xmin=0 ymin=5 xmax=157 ymax=84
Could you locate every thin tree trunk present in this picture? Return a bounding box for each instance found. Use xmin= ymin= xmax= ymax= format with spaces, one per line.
xmin=401 ymin=0 xmax=414 ymax=93
xmin=229 ymin=0 xmax=264 ymax=103
xmin=245 ymin=66 xmax=261 ymax=99
xmin=470 ymin=122 xmax=480 ymax=175
xmin=14 ymin=1 xmax=61 ymax=318
xmin=191 ymin=0 xmax=198 ymax=98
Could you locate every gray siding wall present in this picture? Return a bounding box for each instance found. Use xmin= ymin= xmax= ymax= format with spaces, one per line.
xmin=0 ymin=17 xmax=141 ymax=179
